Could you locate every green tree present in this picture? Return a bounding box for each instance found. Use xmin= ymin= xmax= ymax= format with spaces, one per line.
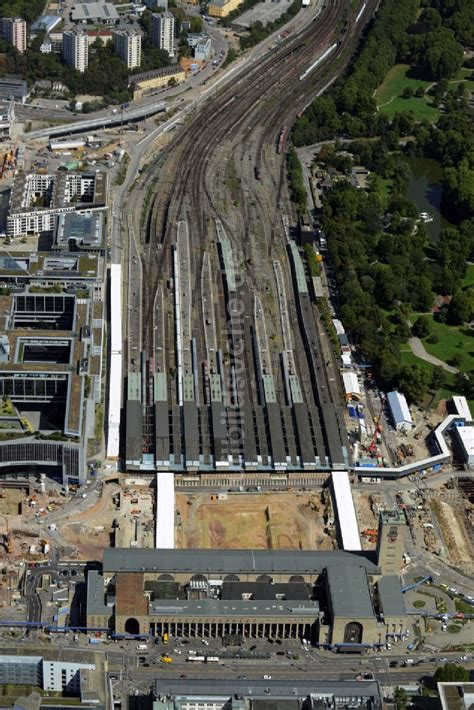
xmin=190 ymin=16 xmax=203 ymax=33
xmin=430 ymin=366 xmax=445 ymax=389
xmin=434 ymin=663 xmax=469 ymax=683
xmin=394 ymin=687 xmax=409 ymax=710
xmin=397 ymin=364 xmax=430 ymax=402
xmin=424 ymin=30 xmax=463 ymax=80
xmin=448 ymin=292 xmax=473 ymax=325
xmin=412 ymin=317 xmax=431 ymax=338
xmin=450 ymin=353 xmax=463 ymax=368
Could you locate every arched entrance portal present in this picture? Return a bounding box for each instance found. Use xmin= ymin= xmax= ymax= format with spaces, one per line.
xmin=125 ymin=618 xmax=140 ymax=635
xmin=343 ymin=621 xmax=363 ymax=644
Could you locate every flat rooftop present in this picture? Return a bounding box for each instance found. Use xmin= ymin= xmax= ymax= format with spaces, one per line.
xmin=377 ymin=575 xmax=406 ymax=618
xmin=71 ymin=2 xmax=119 ymax=21
xmin=55 ymin=212 xmax=105 ymax=249
xmin=221 ymin=581 xmax=310 ymax=601
xmin=9 ymin=171 xmax=107 ymax=215
xmin=154 ymin=678 xmax=382 ymax=700
xmin=149 ymin=598 xmax=319 ymax=618
xmin=103 ymin=548 xmax=379 ymax=574
xmin=326 ymin=565 xmax=375 ymax=619
xmin=0 ymin=252 xmax=102 ymax=280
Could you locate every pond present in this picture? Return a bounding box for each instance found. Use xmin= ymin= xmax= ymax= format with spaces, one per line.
xmin=403 ymin=156 xmax=448 ymax=241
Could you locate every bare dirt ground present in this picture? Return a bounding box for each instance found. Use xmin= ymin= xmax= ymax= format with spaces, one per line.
xmin=0 ymin=490 xmax=24 ymax=517
xmin=352 ymin=490 xmax=381 ymax=551
xmin=438 ymin=500 xmax=473 ymax=569
xmin=176 ymin=491 xmax=337 ymax=550
xmin=57 ymin=483 xmax=121 ymax=559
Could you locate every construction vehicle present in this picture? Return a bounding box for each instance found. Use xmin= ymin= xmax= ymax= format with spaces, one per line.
xmin=4 ymin=519 xmax=13 ymax=554
xmin=361 ymin=529 xmax=378 ymax=537
xmin=368 ymin=398 xmax=385 ymax=455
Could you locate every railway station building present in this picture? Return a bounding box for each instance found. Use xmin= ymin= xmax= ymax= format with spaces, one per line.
xmin=86 ymin=528 xmax=408 ymax=647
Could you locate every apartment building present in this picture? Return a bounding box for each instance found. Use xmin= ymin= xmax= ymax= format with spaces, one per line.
xmin=1 ymin=17 xmax=27 ymax=53
xmin=151 ymin=12 xmax=175 ymax=56
xmin=114 ymin=29 xmax=141 ymax=69
xmin=63 ymin=30 xmax=89 ymax=73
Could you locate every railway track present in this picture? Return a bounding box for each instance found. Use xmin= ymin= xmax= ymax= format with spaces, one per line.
xmin=122 ymin=0 xmax=378 ymax=469
xmin=141 ymin=0 xmax=346 ymax=355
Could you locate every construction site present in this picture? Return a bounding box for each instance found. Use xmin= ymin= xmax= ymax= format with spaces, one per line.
xmin=176 ymin=488 xmax=344 ymax=551
xmin=0 ymin=479 xmax=155 ymax=562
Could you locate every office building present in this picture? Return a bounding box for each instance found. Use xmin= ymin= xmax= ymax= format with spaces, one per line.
xmin=0 ymin=656 xmax=95 ymax=693
xmin=194 ymin=37 xmax=212 ymax=61
xmin=153 ymin=678 xmax=383 ymax=709
xmin=114 ymin=29 xmax=141 ymax=69
xmin=1 ymin=18 xmax=27 ymax=53
xmin=151 ymin=12 xmax=175 ymax=56
xmin=63 ymin=30 xmax=89 ymax=73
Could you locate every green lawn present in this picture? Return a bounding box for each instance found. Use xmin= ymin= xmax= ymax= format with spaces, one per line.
xmin=419 ymin=318 xmax=474 ymax=373
xmin=450 ymin=67 xmax=474 ymax=93
xmin=461 ymin=264 xmax=474 ymax=291
xmin=400 ymin=347 xmax=474 ymax=410
xmin=375 ymin=64 xmax=439 ymax=122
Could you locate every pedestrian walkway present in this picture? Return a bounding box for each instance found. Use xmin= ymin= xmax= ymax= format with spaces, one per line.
xmin=408 ymin=337 xmax=458 ymax=374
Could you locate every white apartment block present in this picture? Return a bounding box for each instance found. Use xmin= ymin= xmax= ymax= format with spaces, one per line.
xmin=114 ymin=29 xmax=141 ymax=69
xmin=63 ymin=30 xmax=89 ymax=73
xmin=2 ymin=17 xmax=27 ymax=53
xmin=151 ymin=12 xmax=175 ymax=56
xmin=7 ymin=171 xmax=107 ymax=238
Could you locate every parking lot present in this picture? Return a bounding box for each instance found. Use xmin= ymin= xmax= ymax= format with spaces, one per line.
xmin=233 ymin=0 xmax=294 ymax=28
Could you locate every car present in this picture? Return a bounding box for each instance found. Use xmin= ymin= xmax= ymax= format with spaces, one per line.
xmin=459 ymin=655 xmax=468 ymax=661
xmin=262 ymin=675 xmax=272 ymax=680
xmin=238 ymin=675 xmax=246 ymax=679
xmin=142 ymin=663 xmax=150 ymax=667
xmin=70 ymin=570 xmax=78 ymax=576
xmin=389 ymin=661 xmax=398 ymax=668
xmin=138 ymin=656 xmax=146 ymax=662
xmin=276 ymin=651 xmax=285 ymax=656
xmin=363 ymin=673 xmax=374 ymax=680
xmin=180 ymin=674 xmax=187 ymax=679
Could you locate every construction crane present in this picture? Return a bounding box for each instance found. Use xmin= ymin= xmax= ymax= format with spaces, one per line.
xmin=401 ymin=575 xmax=433 ymax=593
xmin=368 ymin=398 xmax=385 ymax=455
